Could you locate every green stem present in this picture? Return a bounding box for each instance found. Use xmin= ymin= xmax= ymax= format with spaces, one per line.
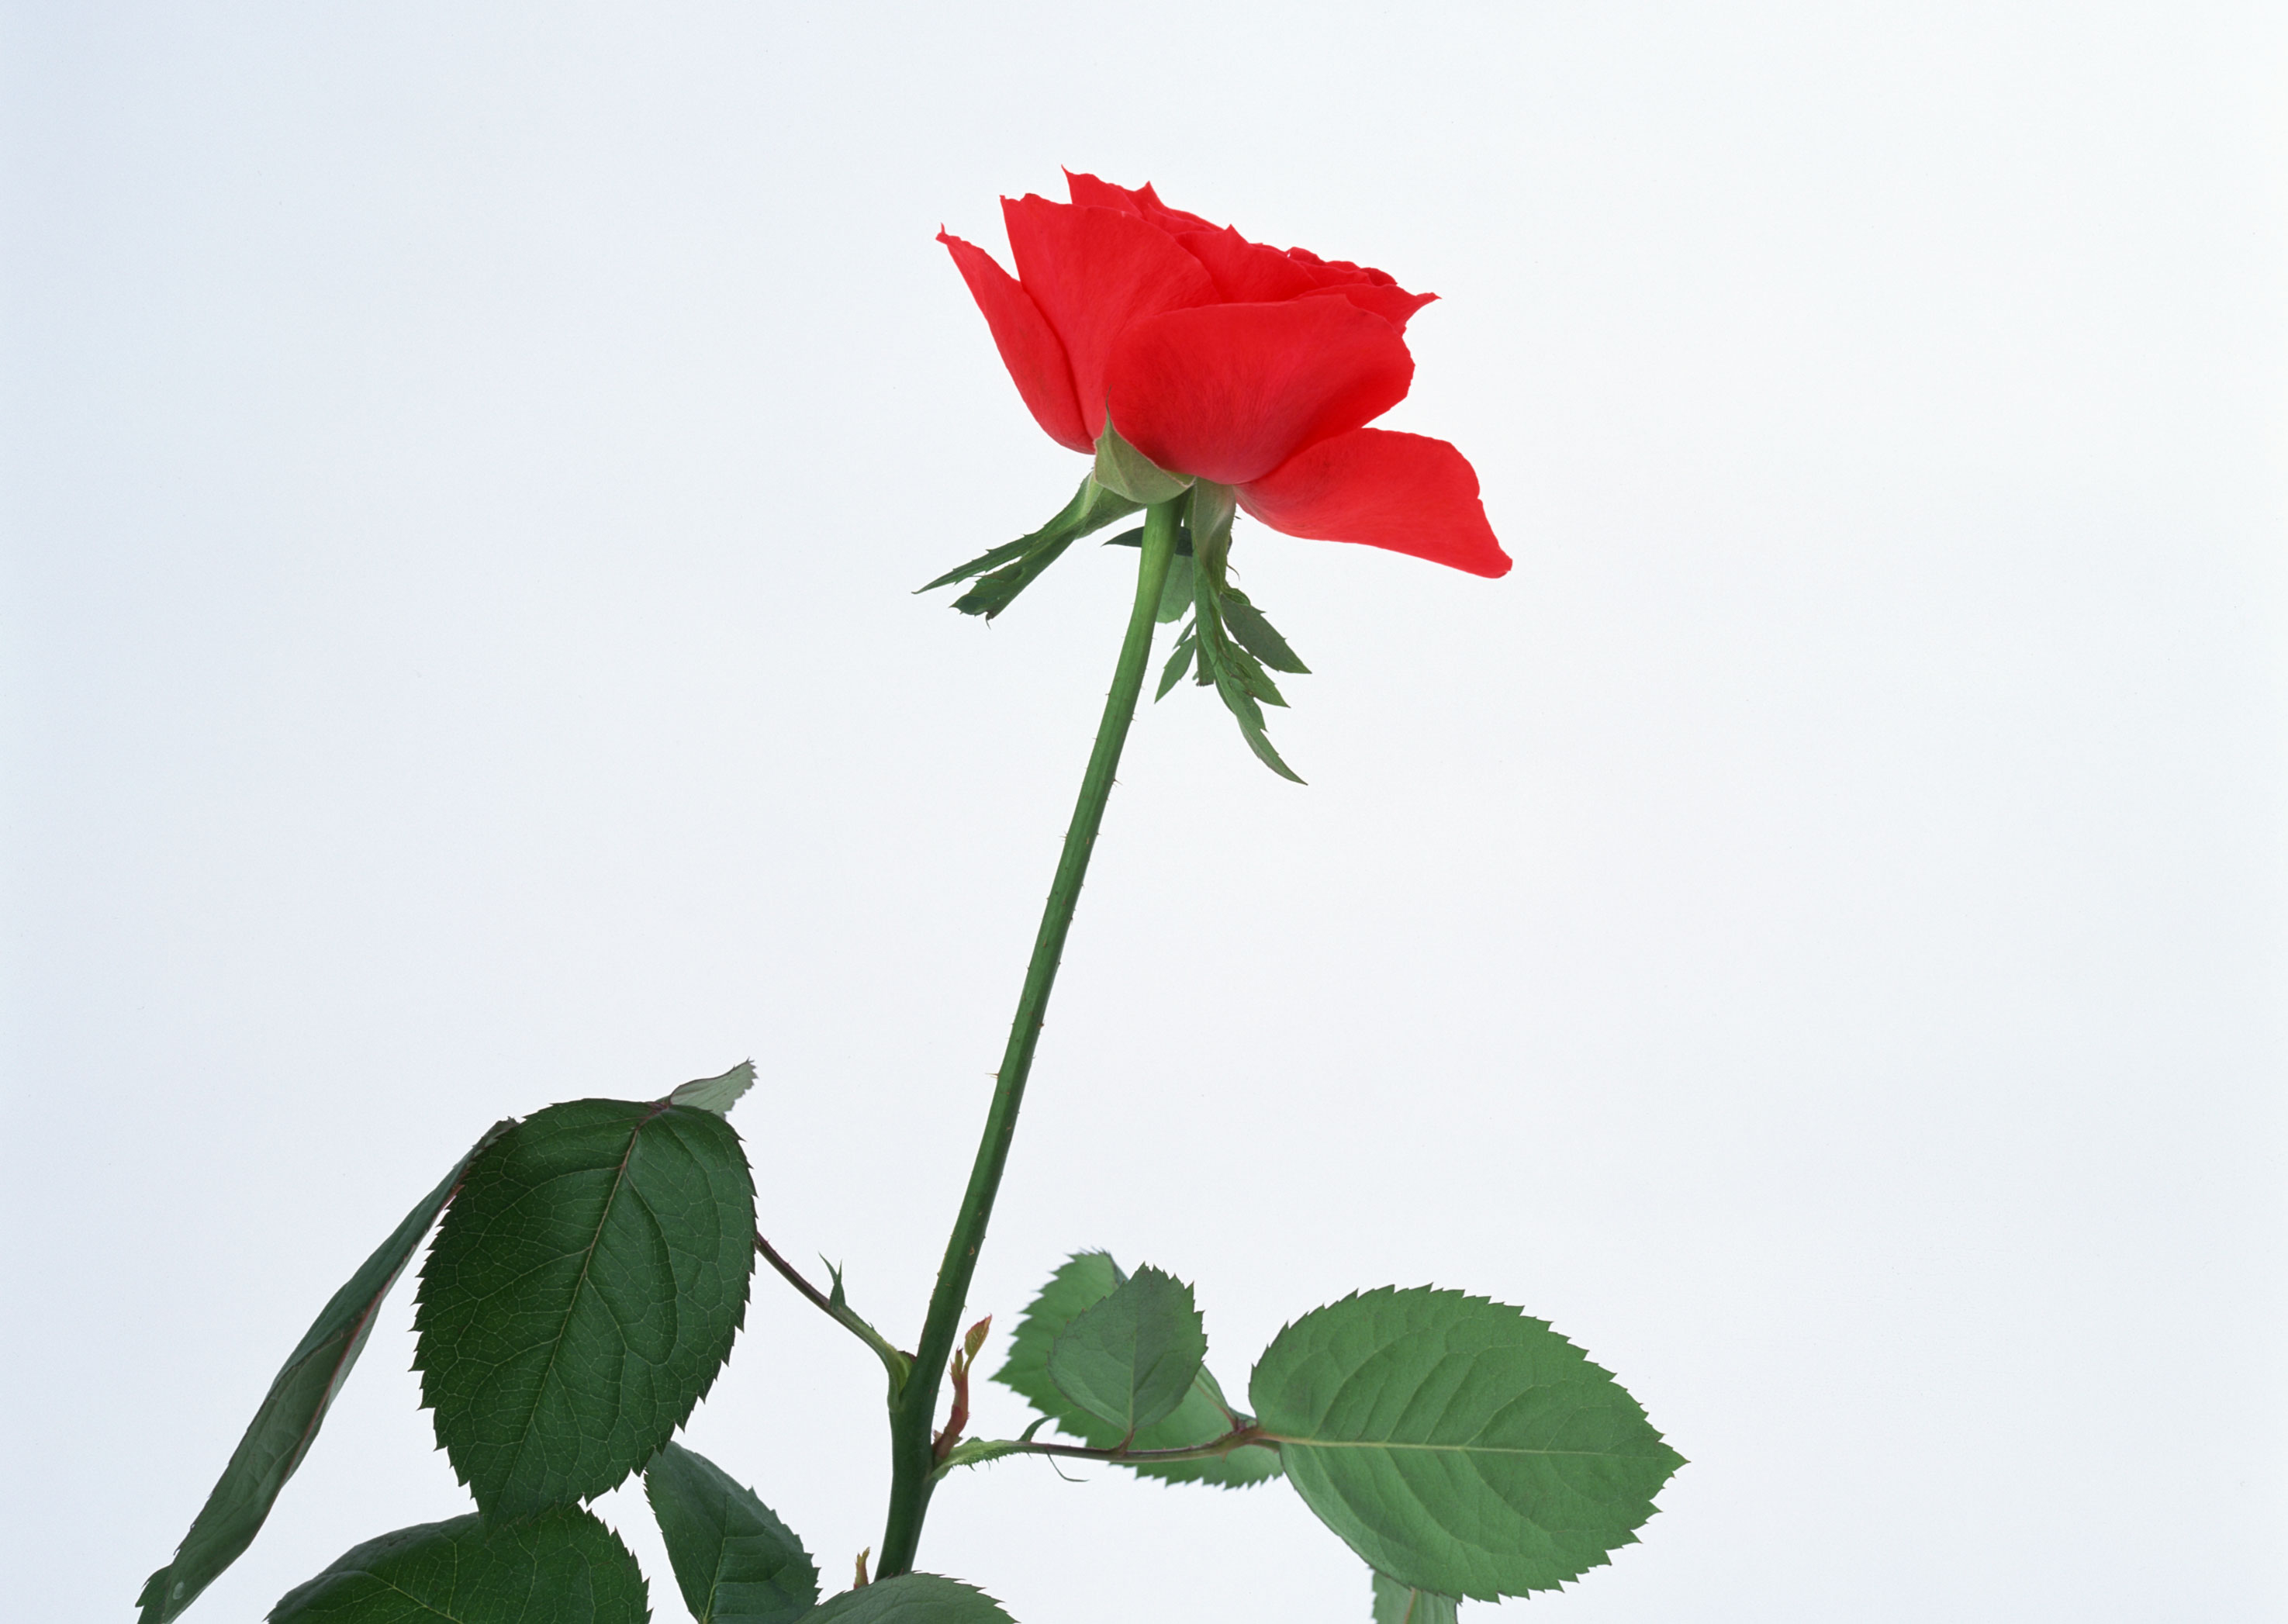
xmin=876 ymin=493 xmax=1184 ymax=1577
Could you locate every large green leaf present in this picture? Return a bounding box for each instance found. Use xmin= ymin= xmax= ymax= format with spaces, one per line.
xmin=1249 ymin=1288 xmax=1683 ymax=1600
xmin=1370 ymin=1571 xmax=1458 ymax=1624
xmin=1045 ymin=1265 xmax=1205 ymax=1436
xmin=268 ymin=1506 xmax=647 ymax=1622
xmin=415 ymin=1098 xmax=758 ymax=1519
xmin=804 ymin=1574 xmax=1013 ymax=1624
xmin=645 ymin=1442 xmax=818 ymax=1624
xmin=137 ymin=1120 xmax=514 ymax=1623
xmin=997 ymin=1253 xmax=1281 ymax=1488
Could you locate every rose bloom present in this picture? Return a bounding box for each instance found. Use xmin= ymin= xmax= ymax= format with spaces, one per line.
xmin=938 ymin=174 xmax=1510 ymax=578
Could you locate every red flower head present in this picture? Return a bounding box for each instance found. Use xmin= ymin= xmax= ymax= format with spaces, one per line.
xmin=938 ymin=174 xmax=1511 ymax=579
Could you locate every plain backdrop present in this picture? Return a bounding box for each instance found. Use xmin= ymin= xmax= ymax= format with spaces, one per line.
xmin=4 ymin=3 xmax=2284 ymax=1620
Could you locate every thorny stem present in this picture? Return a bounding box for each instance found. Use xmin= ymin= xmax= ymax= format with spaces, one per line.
xmin=875 ymin=496 xmax=1184 ymax=1577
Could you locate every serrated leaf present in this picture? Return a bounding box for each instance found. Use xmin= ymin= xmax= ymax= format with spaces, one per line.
xmin=415 ymin=1097 xmax=758 ymax=1519
xmin=804 ymin=1574 xmax=1014 ymax=1624
xmin=1045 ymin=1265 xmax=1206 ymax=1435
xmin=1094 ymin=422 xmax=1192 ymax=505
xmin=1218 ymin=588 xmax=1310 ymax=675
xmin=137 ymin=1119 xmax=514 ymax=1624
xmin=1250 ymin=1287 xmax=1683 ymax=1601
xmin=267 ymin=1506 xmax=647 ymax=1623
xmin=646 ymin=1442 xmax=818 ymax=1624
xmin=1371 ymin=1571 xmax=1459 ymax=1624
xmin=670 ymin=1060 xmax=756 ymax=1118
xmin=918 ymin=475 xmax=1138 ymax=593
xmin=1155 ymin=624 xmax=1198 ymax=701
xmin=997 ymin=1253 xmax=1281 ymax=1489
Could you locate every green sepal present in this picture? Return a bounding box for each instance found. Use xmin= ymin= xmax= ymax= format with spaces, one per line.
xmin=1155 ymin=552 xmax=1198 ymax=624
xmin=137 ymin=1118 xmax=515 ymax=1624
xmin=645 ymin=1442 xmax=819 ymax=1624
xmin=916 ymin=475 xmax=1138 ymax=593
xmin=1371 ymin=1571 xmax=1460 ymax=1624
xmin=949 ymin=535 xmax=1074 ymax=620
xmin=1093 ymin=422 xmax=1194 ymax=505
xmin=804 ymin=1574 xmax=1014 ymax=1624
xmin=1218 ymin=586 xmax=1309 ymax=675
xmin=1155 ymin=623 xmax=1198 ymax=700
xmin=1101 ymin=524 xmax=1195 ymax=556
xmin=266 ymin=1507 xmax=647 ymax=1623
xmin=1045 ymin=1265 xmax=1208 ymax=1436
xmin=997 ymin=1252 xmax=1283 ymax=1489
xmin=1194 ymin=580 xmax=1304 ymax=782
xmin=1249 ymin=1287 xmax=1685 ymax=1601
xmin=1173 ymin=482 xmax=1306 ymax=781
xmin=921 ymin=475 xmax=1142 ymax=620
xmin=414 ymin=1097 xmax=758 ymax=1520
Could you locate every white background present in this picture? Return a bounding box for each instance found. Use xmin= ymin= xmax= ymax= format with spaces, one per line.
xmin=5 ymin=3 xmax=2284 ymax=1619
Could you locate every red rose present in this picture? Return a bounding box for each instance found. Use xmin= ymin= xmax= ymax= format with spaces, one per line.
xmin=938 ymin=174 xmax=1511 ymax=579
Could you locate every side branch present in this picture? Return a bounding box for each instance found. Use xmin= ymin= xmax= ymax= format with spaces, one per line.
xmin=755 ymin=1232 xmax=911 ymax=1395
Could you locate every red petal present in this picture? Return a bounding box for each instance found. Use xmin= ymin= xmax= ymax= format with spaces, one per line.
xmin=1063 ymin=170 xmax=1142 ymax=215
xmin=937 ymin=230 xmax=1090 ymax=452
xmin=1062 ymin=171 xmax=1217 ymax=233
xmin=1317 ymin=282 xmax=1440 ymax=330
xmin=1103 ymin=299 xmax=1414 ymax=486
xmin=1173 ymin=226 xmax=1322 ymax=302
xmin=1171 ymin=226 xmax=1434 ymax=333
xmin=1003 ymin=195 xmax=1216 ymax=438
xmin=1238 ymin=428 xmax=1511 ymax=577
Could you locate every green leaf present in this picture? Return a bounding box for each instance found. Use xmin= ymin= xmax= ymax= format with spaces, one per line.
xmin=1154 ymin=624 xmax=1198 ymax=701
xmin=137 ymin=1119 xmax=515 ymax=1624
xmin=1370 ymin=1571 xmax=1459 ymax=1624
xmin=1249 ymin=1287 xmax=1684 ymax=1601
xmin=1045 ymin=1265 xmax=1207 ymax=1436
xmin=1093 ymin=423 xmax=1193 ymax=505
xmin=916 ymin=476 xmax=1138 ymax=594
xmin=268 ymin=1506 xmax=648 ymax=1623
xmin=1218 ymin=587 xmax=1310 ymax=675
xmin=1154 ymin=552 xmax=1198 ymax=624
xmin=670 ymin=1060 xmax=756 ymax=1118
xmin=645 ymin=1442 xmax=818 ymax=1624
xmin=415 ymin=1097 xmax=758 ymax=1519
xmin=997 ymin=1253 xmax=1282 ymax=1489
xmin=804 ymin=1574 xmax=1014 ymax=1624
